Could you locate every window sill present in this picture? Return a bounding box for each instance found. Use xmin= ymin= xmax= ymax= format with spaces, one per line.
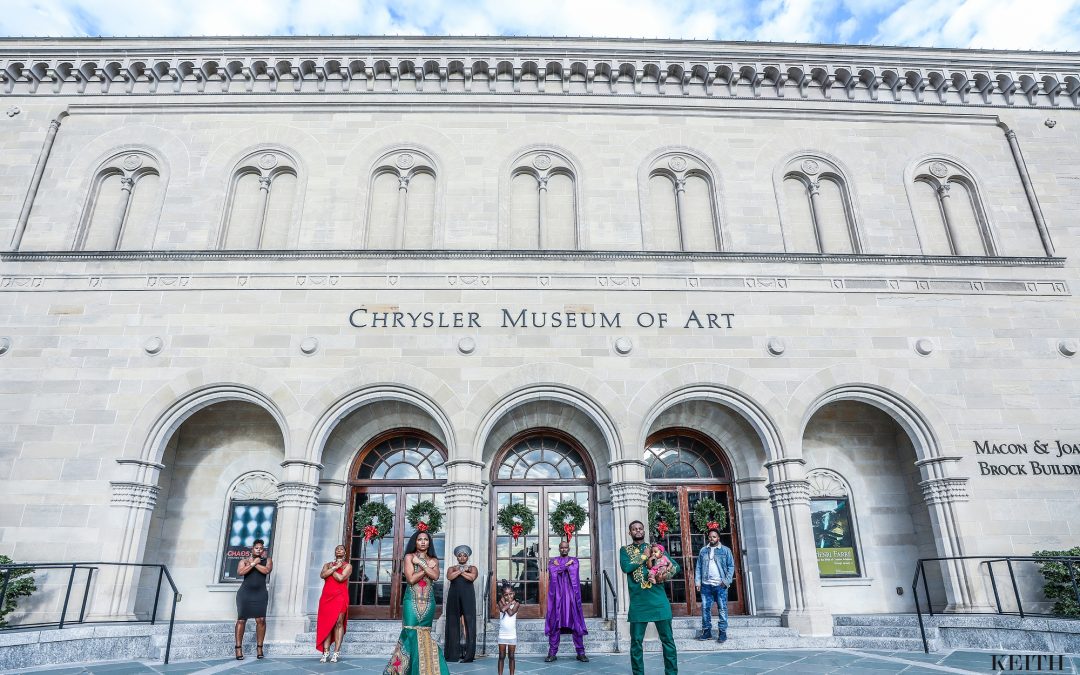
xmin=820 ymin=577 xmax=873 ymax=587
xmin=207 ymin=582 xmax=241 ymax=592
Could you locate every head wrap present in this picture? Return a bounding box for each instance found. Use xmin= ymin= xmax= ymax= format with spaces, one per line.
xmin=453 ymin=545 xmax=472 ymax=558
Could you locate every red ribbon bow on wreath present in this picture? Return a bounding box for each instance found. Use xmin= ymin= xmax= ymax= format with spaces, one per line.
xmin=563 ymin=522 xmax=576 ymax=542
xmin=511 ymin=523 xmax=524 ymax=541
xmin=657 ymin=520 xmax=669 ymax=539
xmin=363 ymin=524 xmax=379 ymax=542
xmin=416 ymin=522 xmax=428 ymax=532
xmin=707 ymin=521 xmax=719 ymax=531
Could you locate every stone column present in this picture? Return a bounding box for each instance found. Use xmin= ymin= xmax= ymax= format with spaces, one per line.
xmin=90 ymin=475 xmax=162 ymax=620
xmin=11 ymin=117 xmax=62 ymax=251
xmin=609 ymin=463 xmax=649 ymax=630
xmin=918 ymin=475 xmax=987 ymax=612
xmin=536 ymin=175 xmax=549 ymax=248
xmin=1003 ymin=127 xmax=1055 ymax=256
xmin=255 ymin=175 xmax=273 ymax=248
xmin=672 ymin=177 xmax=687 ymax=250
xmin=108 ymin=176 xmax=135 ymax=249
xmin=267 ymin=460 xmax=321 ymax=637
xmin=807 ymin=180 xmax=825 ymax=253
xmin=935 ymin=184 xmax=961 ymax=255
xmin=766 ymin=458 xmax=832 ymax=636
xmin=396 ymin=174 xmax=411 ymax=248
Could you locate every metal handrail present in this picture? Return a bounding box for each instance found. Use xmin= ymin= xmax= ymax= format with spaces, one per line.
xmin=601 ymin=569 xmax=620 ymax=653
xmin=911 ymin=554 xmax=1080 ymax=654
xmin=480 ymin=569 xmax=493 ymax=657
xmin=0 ymin=561 xmax=182 ymax=664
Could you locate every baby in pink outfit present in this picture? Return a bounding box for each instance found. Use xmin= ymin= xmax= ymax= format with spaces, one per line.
xmin=647 ymin=544 xmax=674 ymax=584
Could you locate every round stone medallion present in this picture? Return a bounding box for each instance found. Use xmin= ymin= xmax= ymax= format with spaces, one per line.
xmin=533 ymin=154 xmax=552 ymax=170
xmin=800 ymin=159 xmax=820 ymax=175
xmin=766 ymin=337 xmax=786 ymax=356
xmin=258 ymin=153 xmax=279 ymax=170
xmin=613 ymin=337 xmax=633 ymax=355
xmin=300 ymin=337 xmax=319 ymax=355
xmin=0 ymin=336 xmax=10 ymax=356
xmin=1058 ymin=339 xmax=1077 ymax=357
xmin=457 ymin=337 xmax=476 ymax=355
xmin=396 ymin=153 xmax=415 ymax=169
xmin=1045 ymin=119 xmax=1057 ymax=129
xmin=5 ymin=105 xmax=20 ymax=117
xmin=144 ymin=336 xmax=164 ymax=355
xmin=667 ymin=156 xmax=687 ymax=172
xmin=121 ymin=154 xmax=143 ymax=171
xmin=914 ymin=338 xmax=935 ymax=356
xmin=929 ymin=161 xmax=949 ymax=178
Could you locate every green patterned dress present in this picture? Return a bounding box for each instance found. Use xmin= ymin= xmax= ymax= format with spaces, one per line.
xmin=384 ymin=558 xmax=451 ymax=675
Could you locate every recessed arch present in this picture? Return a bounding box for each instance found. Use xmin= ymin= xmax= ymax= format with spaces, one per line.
xmin=499 ymin=144 xmax=587 ymax=250
xmin=637 ymin=146 xmax=727 ymax=252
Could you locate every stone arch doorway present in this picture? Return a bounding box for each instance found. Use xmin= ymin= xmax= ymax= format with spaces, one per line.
xmin=489 ymin=429 xmax=599 ymax=620
xmin=344 ymin=430 xmax=447 ymax=620
xmin=645 ymin=429 xmax=746 ymax=617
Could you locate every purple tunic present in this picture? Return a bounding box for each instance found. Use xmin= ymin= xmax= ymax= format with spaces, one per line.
xmin=544 ymin=556 xmax=588 ymax=637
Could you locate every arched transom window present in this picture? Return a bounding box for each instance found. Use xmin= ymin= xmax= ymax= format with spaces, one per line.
xmin=645 ymin=434 xmax=729 ymax=481
xmin=497 ymin=435 xmax=588 ymax=481
xmin=357 ymin=435 xmax=447 ymax=481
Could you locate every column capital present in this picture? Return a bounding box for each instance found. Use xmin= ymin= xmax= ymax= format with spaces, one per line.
xmin=276 ymin=481 xmax=320 ymax=510
xmin=109 ymin=481 xmax=160 ymax=510
xmin=937 ymin=183 xmax=951 ymax=198
xmin=610 ymin=481 xmax=649 ymax=509
xmin=767 ymin=479 xmax=811 ymax=508
xmin=444 ymin=481 xmax=485 ymax=510
xmin=258 ymin=175 xmax=273 ymax=191
xmin=919 ymin=477 xmax=969 ymax=505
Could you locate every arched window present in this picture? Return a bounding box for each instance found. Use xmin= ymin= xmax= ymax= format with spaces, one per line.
xmin=645 ymin=434 xmax=729 ymax=480
xmin=806 ymin=469 xmax=863 ymax=578
xmin=218 ymin=471 xmax=278 ymax=582
xmin=219 ymin=149 xmax=300 ymax=249
xmin=505 ymin=149 xmax=581 ymax=250
xmin=496 ymin=435 xmax=588 ymax=480
xmin=356 ymin=434 xmax=447 ymax=480
xmin=642 ymin=152 xmax=722 ymax=252
xmin=365 ymin=149 xmax=438 ymax=249
xmin=779 ymin=156 xmax=862 ymax=254
xmin=75 ymin=150 xmax=163 ymax=251
xmin=910 ymin=158 xmax=996 ymax=256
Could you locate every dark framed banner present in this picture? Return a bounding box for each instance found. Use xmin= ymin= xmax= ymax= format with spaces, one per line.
xmin=220 ymin=500 xmax=277 ymax=582
xmin=810 ymin=497 xmax=860 ymax=577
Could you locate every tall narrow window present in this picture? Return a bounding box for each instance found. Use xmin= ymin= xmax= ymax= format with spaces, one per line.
xmin=642 ymin=153 xmax=721 ymax=252
xmin=779 ymin=157 xmax=861 ymax=254
xmin=910 ymin=159 xmax=996 ymax=256
xmin=364 ymin=149 xmax=439 ymax=249
xmin=219 ymin=150 xmax=301 ymax=250
xmin=806 ymin=469 xmax=862 ymax=578
xmin=76 ymin=151 xmax=163 ymax=251
xmin=505 ymin=150 xmax=580 ymax=250
xmin=219 ymin=472 xmax=279 ymax=583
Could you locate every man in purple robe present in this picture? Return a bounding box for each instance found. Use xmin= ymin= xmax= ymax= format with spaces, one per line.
xmin=544 ymin=540 xmax=589 ymax=662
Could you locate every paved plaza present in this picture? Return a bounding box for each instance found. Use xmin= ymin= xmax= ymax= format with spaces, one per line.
xmin=7 ymin=650 xmax=1079 ymax=675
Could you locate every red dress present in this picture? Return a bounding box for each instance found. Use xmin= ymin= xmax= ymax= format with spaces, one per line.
xmin=316 ymin=571 xmax=350 ymax=650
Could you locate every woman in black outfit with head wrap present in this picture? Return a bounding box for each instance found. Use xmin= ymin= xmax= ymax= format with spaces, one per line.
xmin=444 ymin=544 xmax=478 ymax=662
xmin=234 ymin=539 xmax=273 ymax=660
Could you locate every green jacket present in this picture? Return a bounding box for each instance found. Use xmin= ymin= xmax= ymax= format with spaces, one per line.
xmin=620 ymin=542 xmax=679 ymax=623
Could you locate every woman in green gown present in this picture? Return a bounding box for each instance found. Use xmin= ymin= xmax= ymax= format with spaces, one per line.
xmin=384 ymin=531 xmax=451 ymax=675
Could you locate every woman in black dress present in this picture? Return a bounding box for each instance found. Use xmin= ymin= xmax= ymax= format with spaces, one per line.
xmin=235 ymin=538 xmax=272 ymax=660
xmin=444 ymin=544 xmax=478 ymax=662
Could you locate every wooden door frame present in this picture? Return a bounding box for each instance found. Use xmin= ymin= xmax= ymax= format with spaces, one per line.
xmin=488 ymin=429 xmax=599 ymax=620
xmin=344 ymin=429 xmax=448 ymax=620
xmin=645 ymin=428 xmax=746 ymax=617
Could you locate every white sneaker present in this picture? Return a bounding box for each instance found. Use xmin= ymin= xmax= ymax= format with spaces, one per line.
xmin=320 ymin=649 xmax=329 ymax=663
xmin=330 ymin=651 xmax=339 ymax=663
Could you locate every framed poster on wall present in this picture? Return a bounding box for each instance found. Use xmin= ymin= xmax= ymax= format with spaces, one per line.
xmin=810 ymin=497 xmax=860 ymax=577
xmin=220 ymin=500 xmax=277 ymax=582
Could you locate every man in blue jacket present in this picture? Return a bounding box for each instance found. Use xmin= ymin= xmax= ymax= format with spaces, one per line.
xmin=694 ymin=527 xmax=735 ymax=642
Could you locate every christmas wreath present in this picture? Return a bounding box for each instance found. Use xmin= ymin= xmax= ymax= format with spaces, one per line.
xmin=406 ymin=500 xmax=444 ymax=534
xmin=354 ymin=500 xmax=394 ymax=543
xmin=550 ymin=500 xmax=588 ymax=542
xmin=497 ymin=503 xmax=536 ymax=542
xmin=692 ymin=497 xmax=728 ymax=533
xmin=648 ymin=499 xmax=679 ymax=540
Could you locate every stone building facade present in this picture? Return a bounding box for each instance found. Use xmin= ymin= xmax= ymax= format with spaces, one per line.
xmin=0 ymin=36 xmax=1078 ymax=640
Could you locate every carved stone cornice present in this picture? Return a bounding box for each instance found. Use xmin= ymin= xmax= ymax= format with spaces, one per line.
xmin=444 ymin=482 xmax=486 ymax=510
xmin=276 ymin=481 xmax=320 ymax=510
xmin=919 ymin=477 xmax=970 ymax=505
xmin=610 ymin=481 xmax=649 ymax=509
xmin=109 ymin=480 xmax=160 ymax=510
xmin=767 ymin=479 xmax=811 ymax=508
xmin=1 ymin=37 xmax=1077 ymax=109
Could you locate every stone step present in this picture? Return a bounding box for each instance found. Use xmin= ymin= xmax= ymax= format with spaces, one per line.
xmin=832 ymin=625 xmax=922 ymax=638
xmin=833 ymin=614 xmax=920 ymax=627
xmin=834 ymin=636 xmax=927 ymax=651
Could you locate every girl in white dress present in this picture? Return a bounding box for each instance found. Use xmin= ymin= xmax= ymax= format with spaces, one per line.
xmin=496 ymin=583 xmax=519 ymax=675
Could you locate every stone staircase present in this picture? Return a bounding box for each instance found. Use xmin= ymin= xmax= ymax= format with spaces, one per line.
xmin=832 ymin=614 xmax=933 ymax=652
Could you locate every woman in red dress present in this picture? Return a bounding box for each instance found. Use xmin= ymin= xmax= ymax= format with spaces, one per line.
xmin=316 ymin=544 xmax=352 ymax=662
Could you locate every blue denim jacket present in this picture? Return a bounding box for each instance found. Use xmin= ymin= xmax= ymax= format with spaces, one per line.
xmin=695 ymin=544 xmax=735 ymax=586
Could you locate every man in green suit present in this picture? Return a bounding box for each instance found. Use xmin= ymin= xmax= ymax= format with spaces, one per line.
xmin=620 ymin=519 xmax=679 ymax=675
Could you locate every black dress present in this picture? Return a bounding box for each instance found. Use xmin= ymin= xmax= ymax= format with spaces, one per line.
xmin=444 ymin=567 xmax=476 ymax=661
xmin=236 ymin=559 xmax=269 ymax=619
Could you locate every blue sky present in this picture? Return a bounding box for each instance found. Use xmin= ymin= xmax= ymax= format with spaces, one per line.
xmin=1 ymin=0 xmax=1079 ymax=51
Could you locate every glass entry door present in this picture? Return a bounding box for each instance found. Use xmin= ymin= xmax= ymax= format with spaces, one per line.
xmin=649 ymin=486 xmax=745 ymax=616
